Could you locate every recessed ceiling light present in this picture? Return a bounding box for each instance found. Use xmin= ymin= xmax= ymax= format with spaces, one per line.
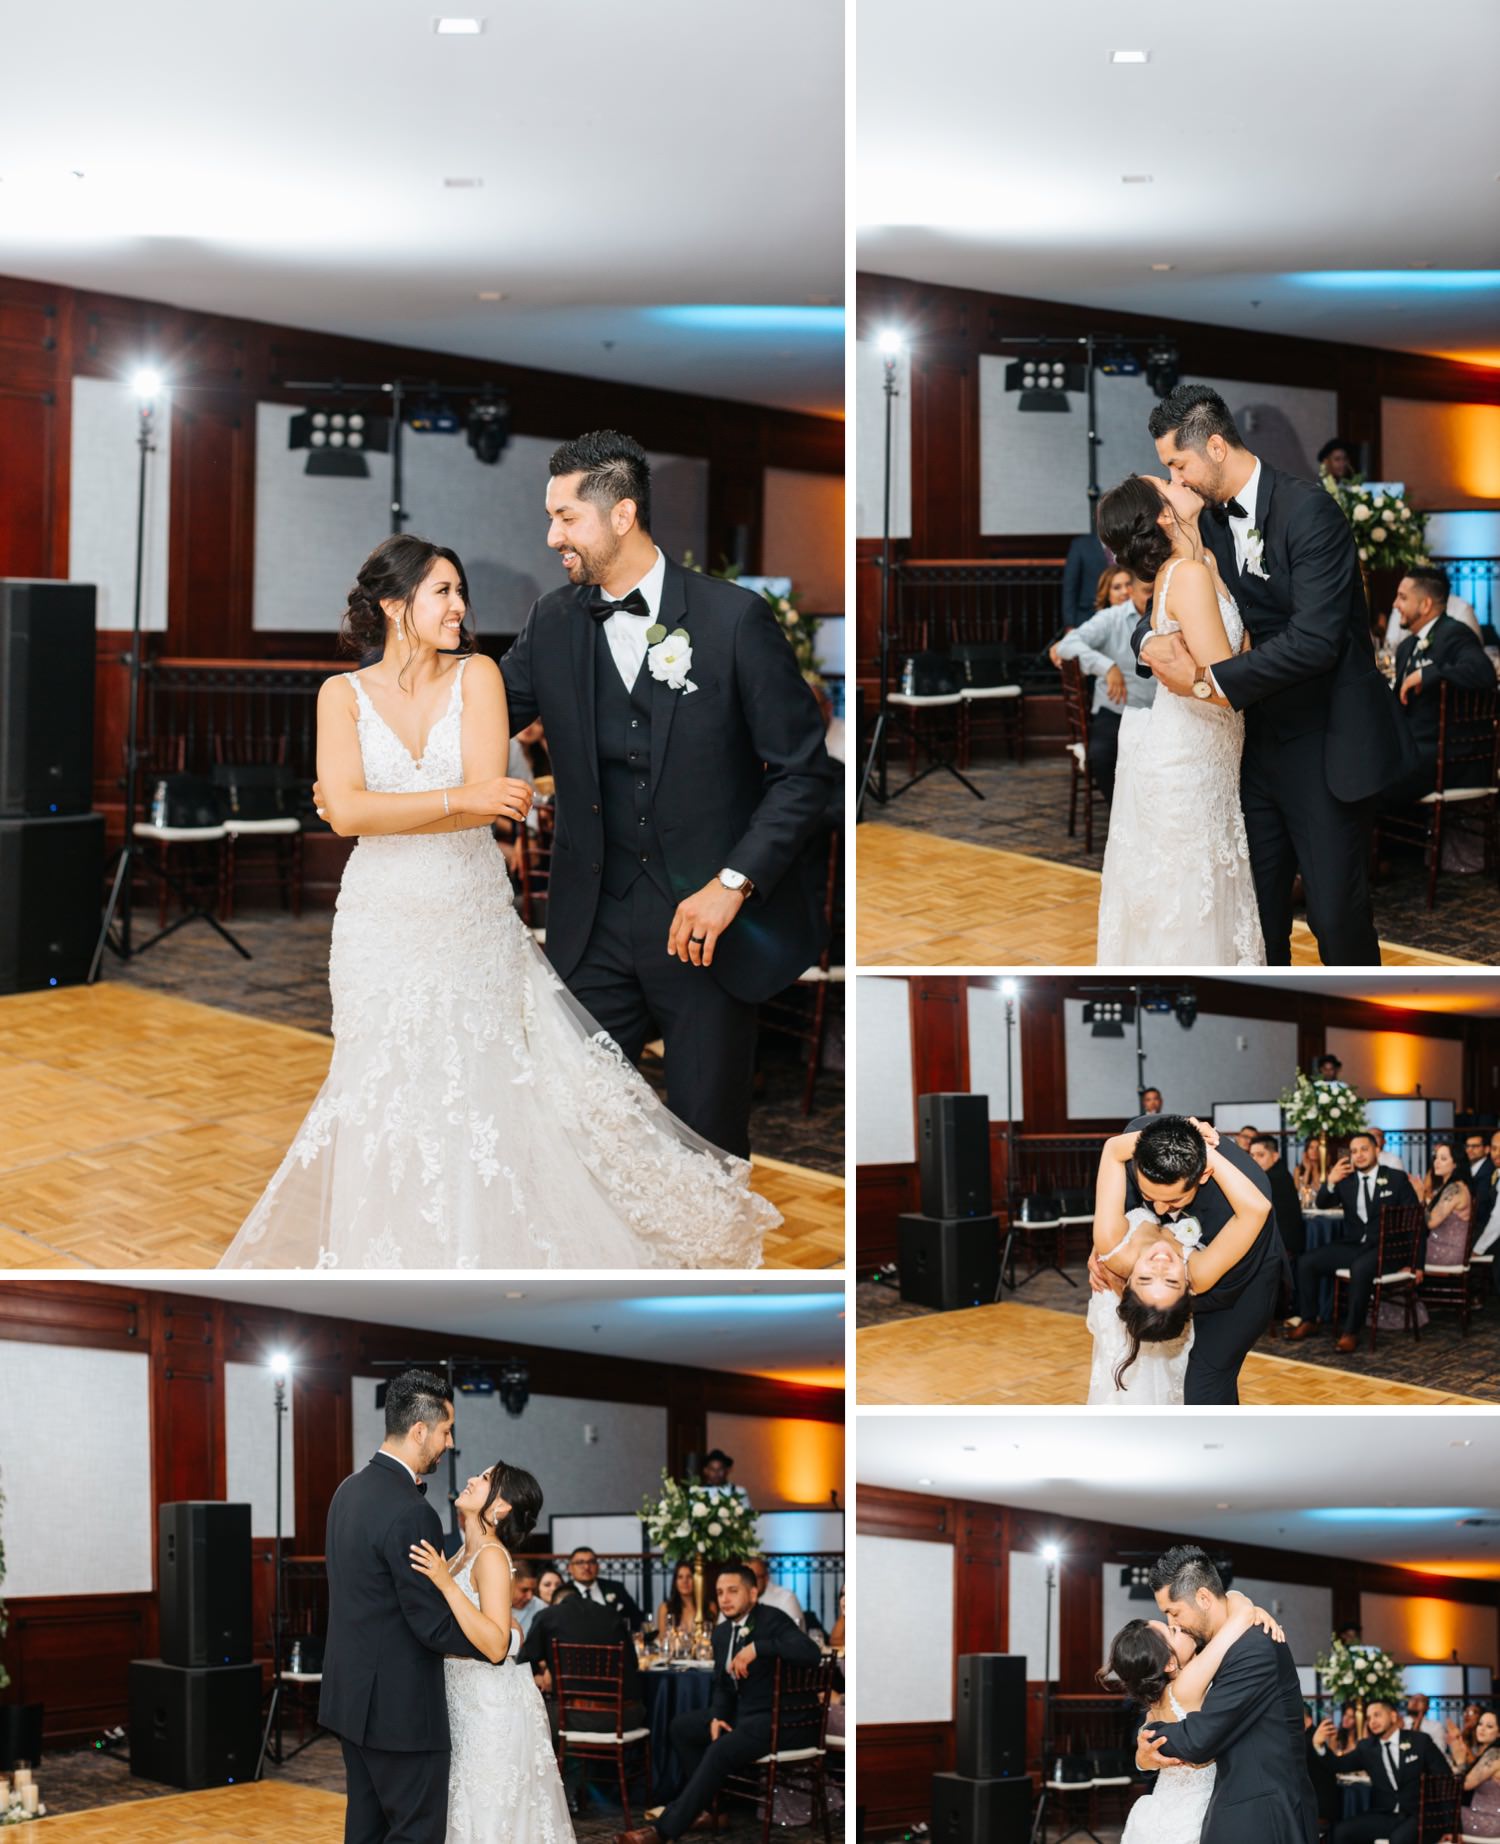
xmin=444 ymin=176 xmax=484 ymax=189
xmin=961 ymin=1445 xmax=977 ymax=1452
xmin=1202 ymin=1442 xmax=1223 ymax=1450
xmin=1216 ymin=1502 xmax=1231 ymax=1510
xmin=1111 ymin=49 xmax=1149 ymax=63
xmin=1122 ymin=175 xmax=1154 ymax=184
xmin=476 ymin=290 xmax=507 ymax=302
xmin=918 ymin=1476 xmax=933 ymax=1486
xmin=1450 ymin=1440 xmax=1472 ymax=1448
xmin=1151 ymin=263 xmax=1174 ymax=272
xmin=435 ymin=16 xmax=485 ymax=31
xmin=504 ymin=1290 xmax=525 ymax=1298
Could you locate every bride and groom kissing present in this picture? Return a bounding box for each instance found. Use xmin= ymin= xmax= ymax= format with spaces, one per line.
xmin=1095 ymin=383 xmax=1414 ymax=968
xmin=225 ymin=430 xmax=837 ymax=1270
xmin=1100 ymin=1544 xmax=1317 ymax=1843
xmin=1087 ymin=1113 xmax=1280 ymax=1405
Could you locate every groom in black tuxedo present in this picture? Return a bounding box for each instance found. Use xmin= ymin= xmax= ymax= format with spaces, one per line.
xmin=501 ymin=431 xmax=835 ymax=1158
xmin=1140 ymin=1545 xmax=1317 ymax=1844
xmin=320 ymin=1370 xmax=496 ymax=1844
xmin=1133 ymin=385 xmax=1415 ymax=966
xmin=1106 ymin=1114 xmax=1279 ymax=1405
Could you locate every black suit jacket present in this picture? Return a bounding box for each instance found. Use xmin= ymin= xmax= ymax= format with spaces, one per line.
xmin=500 ymin=559 xmax=836 ymax=1003
xmin=1132 ymin=461 xmax=1414 ymax=802
xmin=1328 ymin=1729 xmax=1450 ymax=1815
xmin=1314 ymin=1165 xmax=1418 ymax=1252
xmin=568 ymin=1576 xmax=646 ymax=1633
xmin=709 ymin=1602 xmax=821 ymax=1726
xmin=1153 ymin=1627 xmax=1317 ymax=1844
xmin=1393 ymin=613 xmax=1495 ymax=766
xmin=1263 ymin=1156 xmax=1307 ymax=1258
xmin=319 ymin=1454 xmax=491 ymax=1752
xmin=1063 ymin=532 xmax=1110 ymax=623
xmin=520 ymin=1596 xmax=642 ymax=1704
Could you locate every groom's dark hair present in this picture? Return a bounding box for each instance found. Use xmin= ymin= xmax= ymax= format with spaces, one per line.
xmin=1134 ymin=1116 xmax=1209 ymax=1186
xmin=1148 ymin=384 xmax=1245 ymax=453
xmin=549 ymin=429 xmax=653 ymax=534
xmin=384 ymin=1368 xmax=452 ymax=1438
xmin=1150 ymin=1544 xmax=1225 ymax=1602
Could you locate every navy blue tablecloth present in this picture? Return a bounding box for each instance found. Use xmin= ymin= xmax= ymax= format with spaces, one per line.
xmin=642 ymin=1666 xmax=716 ymax=1800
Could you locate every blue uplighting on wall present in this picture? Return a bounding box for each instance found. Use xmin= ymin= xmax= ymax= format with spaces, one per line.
xmin=622 ymin=1293 xmax=840 ymax=1316
xmin=1284 ymin=272 xmax=1500 ymax=293
xmin=648 ymin=305 xmax=845 ymax=334
xmin=1304 ymin=1508 xmax=1486 ymax=1523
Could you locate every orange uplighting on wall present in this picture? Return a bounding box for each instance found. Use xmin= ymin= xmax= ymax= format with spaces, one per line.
xmin=766 ymin=1416 xmax=845 ymax=1506
xmin=1449 ymin=404 xmax=1500 ymax=501
xmin=1370 ymin=1031 xmax=1425 ymax=1096
xmin=1431 ymin=350 xmax=1500 ymax=373
xmin=1362 ymin=1587 xmax=1500 ymax=1669
xmin=755 ymin=1366 xmax=846 ymax=1390
xmin=1382 ymin=397 xmax=1500 ymax=507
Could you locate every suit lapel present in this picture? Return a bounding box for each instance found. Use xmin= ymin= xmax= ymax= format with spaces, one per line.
xmin=649 ymin=558 xmax=689 ymax=799
xmin=569 ymin=585 xmax=601 ymax=792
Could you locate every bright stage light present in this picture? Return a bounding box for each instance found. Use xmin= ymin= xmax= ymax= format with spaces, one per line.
xmin=1000 ymin=978 xmax=1019 ymax=998
xmin=131 ymin=368 xmax=164 ymax=401
xmin=269 ymin=1351 xmax=291 ymax=1379
xmin=877 ymin=328 xmax=904 ymax=355
xmin=1041 ymin=1542 xmax=1061 ymax=1564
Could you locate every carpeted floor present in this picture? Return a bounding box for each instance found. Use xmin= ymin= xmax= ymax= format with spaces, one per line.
xmin=855 ymin=1262 xmax=1500 ymax=1399
xmin=870 ymin=752 xmax=1498 ymax=963
xmin=35 ymin=1736 xmax=800 ymax=1837
xmin=102 ymin=907 xmax=844 ymax=1176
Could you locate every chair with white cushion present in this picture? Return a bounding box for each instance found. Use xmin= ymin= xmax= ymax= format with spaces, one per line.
xmin=953 ymin=642 xmax=1024 ymax=770
xmin=1422 ymin=1212 xmax=1482 ymax=1335
xmin=553 ymin=1640 xmax=651 ymax=1827
xmin=1058 ymin=658 xmax=1098 ymax=854
xmin=720 ymin=1655 xmax=835 ymax=1844
xmin=1373 ymin=682 xmax=1500 ymax=909
xmin=1331 ymin=1204 xmax=1425 ymax=1351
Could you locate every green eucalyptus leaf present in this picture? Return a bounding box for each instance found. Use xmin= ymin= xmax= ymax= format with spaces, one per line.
xmin=645 ymin=624 xmax=668 ymax=646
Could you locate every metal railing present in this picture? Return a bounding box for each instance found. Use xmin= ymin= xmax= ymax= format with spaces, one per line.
xmin=1434 ymin=556 xmax=1499 ymax=632
xmin=140 ymin=658 xmax=339 ymax=782
xmin=894 ymin=560 xmax=1064 ymax=681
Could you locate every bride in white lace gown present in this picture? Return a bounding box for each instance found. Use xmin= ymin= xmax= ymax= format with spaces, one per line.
xmin=1100 ymin=1591 xmax=1285 ymax=1844
xmin=1095 ymin=475 xmax=1265 ymax=967
xmin=221 ymin=538 xmax=777 ymax=1269
xmin=409 ymin=1462 xmax=573 ymax=1844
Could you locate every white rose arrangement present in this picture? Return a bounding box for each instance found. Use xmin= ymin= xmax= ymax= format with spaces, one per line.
xmin=641 ymin=1471 xmax=760 ymax=1562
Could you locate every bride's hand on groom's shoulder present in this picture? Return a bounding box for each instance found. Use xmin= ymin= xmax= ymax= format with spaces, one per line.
xmin=1105 ymin=1130 xmax=1141 ymax=1163
xmin=409 ymin=1539 xmax=453 ymax=1589
xmin=1187 ymin=1117 xmax=1220 ymax=1149
xmin=1087 ymin=1251 xmax=1124 ymax=1296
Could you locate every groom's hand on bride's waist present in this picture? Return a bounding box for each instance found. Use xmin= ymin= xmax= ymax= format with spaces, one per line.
xmin=667 ymin=880 xmax=747 ymax=968
xmin=1137 ymin=1727 xmax=1185 ymax=1772
xmin=1141 ymin=633 xmax=1229 ymax=706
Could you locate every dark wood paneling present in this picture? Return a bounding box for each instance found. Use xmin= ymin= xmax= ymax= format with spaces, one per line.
xmin=856 ymin=1161 xmax=918 ymax=1271
xmin=0 ymin=387 xmax=59 ymax=578
xmin=856 ymin=1720 xmax=954 ymax=1830
xmin=1 ymin=1595 xmax=154 ymax=1747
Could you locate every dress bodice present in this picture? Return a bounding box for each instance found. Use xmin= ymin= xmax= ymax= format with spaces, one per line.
xmin=350 ymin=659 xmax=467 ymax=793
xmin=1120 ymin=1689 xmax=1215 ymax=1843
xmin=1153 ymin=556 xmax=1244 ymax=653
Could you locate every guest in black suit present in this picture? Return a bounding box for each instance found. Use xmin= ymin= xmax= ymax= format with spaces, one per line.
xmin=1384 ymin=567 xmax=1497 ymax=803
xmin=1465 ymin=1132 xmax=1490 ymax=1184
xmin=1288 ymin=1131 xmax=1420 ymax=1352
xmin=319 ymin=1370 xmax=497 ymax=1844
xmin=522 ymin=1582 xmax=644 ymax=1810
xmin=1141 ymin=1545 xmax=1318 ymax=1844
xmin=1062 ymin=529 xmax=1111 ymax=623
xmin=1310 ymin=1697 xmax=1451 ymax=1844
xmin=614 ymin=1562 xmax=821 ymax=1844
xmin=500 ymin=431 xmax=836 ymax=1159
xmin=1304 ymin=1710 xmax=1342 ymax=1829
xmin=1133 ymin=386 xmax=1414 ymax=965
xmin=1249 ymin=1135 xmax=1306 ymax=1259
xmin=567 ymin=1545 xmax=646 ymax=1632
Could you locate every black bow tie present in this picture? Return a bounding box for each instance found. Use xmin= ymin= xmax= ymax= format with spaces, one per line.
xmin=588 ymin=586 xmax=651 ymax=622
xmin=1209 ymin=498 xmax=1248 ymax=524
xmin=416 ymin=1480 xmax=427 ymax=1494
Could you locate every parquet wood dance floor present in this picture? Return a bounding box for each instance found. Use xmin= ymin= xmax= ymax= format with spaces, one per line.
xmin=0 ymin=986 xmax=843 ymax=1268
xmin=856 ymin=1302 xmax=1488 ymax=1406
xmin=857 ymin=825 xmax=1468 ymax=967
xmin=38 ymin=1782 xmax=344 ymax=1842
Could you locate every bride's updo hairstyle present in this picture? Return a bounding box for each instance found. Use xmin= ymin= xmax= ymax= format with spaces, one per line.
xmin=339 ymin=534 xmax=477 ymax=678
xmin=1097 ymin=1619 xmax=1176 ymax=1710
xmin=476 ymin=1460 xmax=544 ymax=1551
xmin=1097 ymin=475 xmax=1174 ymax=585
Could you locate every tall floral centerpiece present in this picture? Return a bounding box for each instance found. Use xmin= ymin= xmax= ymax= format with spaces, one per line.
xmin=641 ymin=1472 xmax=760 ymax=1639
xmin=1321 ymin=472 xmax=1431 ymax=579
xmin=1280 ymin=1071 xmax=1370 ymax=1185
xmin=1315 ymin=1635 xmax=1405 ymax=1738
xmin=681 ymin=554 xmax=825 ymax=697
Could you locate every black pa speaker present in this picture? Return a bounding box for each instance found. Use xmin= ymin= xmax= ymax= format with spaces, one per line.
xmin=897 ymin=1213 xmax=999 ymax=1310
xmin=919 ymin=1093 xmax=992 ymax=1217
xmin=931 ymin=1771 xmax=1032 ymax=1844
xmin=0 ymin=580 xmax=96 ymax=817
xmin=0 ymin=813 xmax=105 ymax=994
xmin=957 ymin=1653 xmax=1028 ymax=1779
xmin=159 ymin=1502 xmax=252 ymax=1668
xmin=128 ymin=1660 xmax=261 ymax=1789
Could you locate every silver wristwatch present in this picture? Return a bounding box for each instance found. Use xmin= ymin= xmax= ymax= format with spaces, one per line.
xmin=718 ymin=868 xmax=754 ymax=898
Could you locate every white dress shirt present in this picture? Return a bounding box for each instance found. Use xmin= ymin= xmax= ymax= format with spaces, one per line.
xmin=757 ymin=1582 xmax=806 ymax=1629
xmin=597 ymin=547 xmax=666 ymax=690
xmin=381 ymin=1449 xmax=420 ymax=1487
xmin=1225 ymin=457 xmax=1263 ymax=577
xmin=1055 ymin=604 xmax=1157 ymax=717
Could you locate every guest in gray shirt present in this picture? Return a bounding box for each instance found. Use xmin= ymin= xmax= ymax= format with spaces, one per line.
xmin=1051 ymin=570 xmax=1156 ymax=798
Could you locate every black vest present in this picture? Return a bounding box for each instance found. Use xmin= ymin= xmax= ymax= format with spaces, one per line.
xmin=595 ymin=623 xmax=671 ymax=902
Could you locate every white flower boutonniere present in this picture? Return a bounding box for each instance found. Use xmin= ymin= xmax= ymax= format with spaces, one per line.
xmin=645 ymin=623 xmax=698 ymax=694
xmin=1243 ymin=527 xmax=1269 ymax=580
xmin=1170 ymin=1215 xmax=1204 ymax=1252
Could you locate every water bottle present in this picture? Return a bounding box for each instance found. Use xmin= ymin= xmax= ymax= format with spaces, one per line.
xmin=289 ymin=1641 xmax=302 ymax=1674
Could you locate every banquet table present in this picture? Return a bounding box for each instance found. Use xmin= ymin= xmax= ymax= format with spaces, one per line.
xmin=641 ymin=1662 xmax=716 ymax=1800
xmin=1336 ymin=1769 xmax=1373 ymax=1821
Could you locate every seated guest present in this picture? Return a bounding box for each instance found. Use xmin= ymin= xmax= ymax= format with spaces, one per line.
xmin=568 ymin=1546 xmax=646 ymax=1632
xmin=1250 ymin=1133 xmax=1306 ymax=1259
xmin=1370 ymin=1126 xmax=1406 ymax=1173
xmin=657 ymin=1559 xmax=715 ymax=1641
xmin=1461 ymin=1709 xmax=1500 ymax=1837
xmin=1421 ymin=1140 xmax=1475 ymax=1268
xmin=615 ymin=1562 xmax=822 ymax=1844
xmin=1310 ymin=1696 xmax=1449 ymax=1844
xmin=1450 ymin=1702 xmax=1490 ymax=1768
xmin=1304 ymin=1710 xmax=1342 ymax=1827
xmin=511 ymin=1564 xmax=542 ymax=1636
xmin=1062 ymin=528 xmax=1111 ymax=624
xmin=749 ymin=1555 xmax=806 ymax=1629
xmin=1384 ymin=567 xmax=1496 ymax=803
xmin=1466 ymin=1132 xmax=1491 ymax=1182
xmin=1141 ymin=1086 xmax=1164 ymax=1115
xmin=535 ymin=1564 xmax=563 ymax=1607
xmin=1406 ymin=1693 xmax=1452 ymax=1760
xmin=1331 ymin=1702 xmax=1361 ymax=1757
xmin=1293 ymin=1138 xmax=1325 ymax=1202
xmin=522 ymin=1580 xmax=645 ymax=1813
xmin=1287 ymin=1132 xmax=1419 ymax=1352
xmin=829 ymin=1587 xmax=846 ymax=1650
xmin=1234 ymin=1124 xmax=1260 ymax=1153
xmin=1476 ymin=1134 xmax=1500 ymax=1256
xmin=1384 ymin=591 xmax=1484 ymax=650
xmin=1050 ymin=570 xmax=1155 ymax=800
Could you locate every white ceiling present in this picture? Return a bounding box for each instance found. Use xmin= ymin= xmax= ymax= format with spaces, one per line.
xmin=129 ymin=1277 xmax=845 ymax=1384
xmin=0 ymin=0 xmax=845 ymax=415
xmin=858 ymin=0 xmax=1500 ymax=365
xmin=857 ymin=1413 xmax=1500 ymax=1576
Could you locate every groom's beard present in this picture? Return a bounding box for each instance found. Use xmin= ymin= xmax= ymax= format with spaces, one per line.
xmin=561 ymin=533 xmax=621 ymax=586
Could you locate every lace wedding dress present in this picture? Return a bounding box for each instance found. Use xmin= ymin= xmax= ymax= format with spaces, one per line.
xmin=444 ymin=1546 xmax=574 ymax=1844
xmin=1097 ymin=559 xmax=1266 ymax=966
xmin=1087 ymin=1209 xmax=1199 ymax=1405
xmin=1121 ymin=1689 xmax=1216 ymax=1844
xmin=220 ymin=660 xmax=777 ymax=1268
